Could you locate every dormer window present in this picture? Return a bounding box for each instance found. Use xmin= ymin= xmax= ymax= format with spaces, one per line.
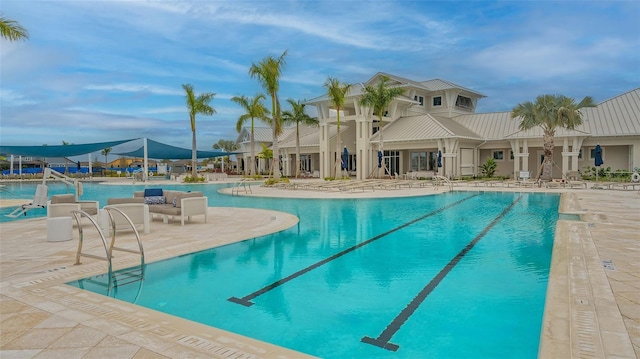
xmin=433 ymin=96 xmax=442 ymax=107
xmin=414 ymin=95 xmax=424 ymax=106
xmin=455 ymin=95 xmax=473 ymax=109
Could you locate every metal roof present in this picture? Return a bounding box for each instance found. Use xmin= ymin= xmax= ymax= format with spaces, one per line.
xmin=236 ymin=127 xmax=275 ymax=144
xmin=279 ymin=125 xmax=342 ymax=149
xmin=371 ymin=114 xmax=482 ymax=143
xmin=452 ymin=88 xmax=640 ymax=140
xmin=578 ymin=88 xmax=640 ymax=137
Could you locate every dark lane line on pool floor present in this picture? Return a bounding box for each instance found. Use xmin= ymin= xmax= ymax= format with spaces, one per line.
xmin=228 ymin=193 xmax=480 ymax=307
xmin=361 ymin=195 xmax=523 ymax=352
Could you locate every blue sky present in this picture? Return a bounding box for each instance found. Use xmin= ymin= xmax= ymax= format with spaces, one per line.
xmin=1 ymin=0 xmax=639 ymax=155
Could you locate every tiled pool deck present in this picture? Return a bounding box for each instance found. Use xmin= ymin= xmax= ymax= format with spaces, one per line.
xmin=0 ymin=179 xmax=638 ymax=358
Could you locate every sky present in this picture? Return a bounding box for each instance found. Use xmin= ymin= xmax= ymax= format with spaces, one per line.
xmin=1 ymin=0 xmax=639 ymax=157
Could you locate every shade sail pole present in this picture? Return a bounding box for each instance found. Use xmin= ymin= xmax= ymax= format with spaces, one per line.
xmin=10 ymin=155 xmax=14 ymax=175
xmin=88 ymin=153 xmax=92 ymax=176
xmin=143 ymin=138 xmax=149 ymax=182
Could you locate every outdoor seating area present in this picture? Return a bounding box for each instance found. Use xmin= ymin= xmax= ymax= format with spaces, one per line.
xmin=137 ymin=188 xmax=208 ymax=225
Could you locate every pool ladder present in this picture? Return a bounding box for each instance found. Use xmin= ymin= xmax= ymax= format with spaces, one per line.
xmin=231 ymin=179 xmax=253 ymax=195
xmin=433 ymin=175 xmax=454 ymax=191
xmin=72 ymin=207 xmax=145 ymax=294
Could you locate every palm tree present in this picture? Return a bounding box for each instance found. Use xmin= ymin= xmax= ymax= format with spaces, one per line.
xmin=0 ymin=14 xmax=29 ymax=41
xmin=282 ymin=98 xmax=318 ymax=178
xmin=183 ymin=84 xmax=216 ymax=178
xmin=231 ymin=94 xmax=270 ymax=176
xmin=257 ymin=143 xmax=273 ymax=168
xmin=511 ymin=94 xmax=595 ymax=181
xmin=324 ymin=77 xmax=352 ymax=177
xmin=101 ymin=147 xmax=111 ymax=176
xmin=213 ymin=139 xmax=240 ymax=173
xmin=249 ymin=50 xmax=287 ymax=179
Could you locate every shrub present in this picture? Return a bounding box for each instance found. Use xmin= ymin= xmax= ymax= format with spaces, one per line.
xmin=480 ymin=157 xmax=497 ymax=178
xmin=184 ymin=175 xmax=205 ymax=183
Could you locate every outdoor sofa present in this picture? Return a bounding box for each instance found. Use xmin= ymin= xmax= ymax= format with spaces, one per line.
xmin=108 ymin=188 xmax=208 ymax=226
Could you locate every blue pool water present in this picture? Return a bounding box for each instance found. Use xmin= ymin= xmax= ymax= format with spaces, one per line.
xmin=0 ymin=184 xmax=559 ymax=358
xmin=1 ymin=183 xmax=559 ymax=358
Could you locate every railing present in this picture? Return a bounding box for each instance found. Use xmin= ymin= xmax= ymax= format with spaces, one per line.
xmin=231 ymin=179 xmax=253 ymax=195
xmin=44 ymin=168 xmax=82 ymax=199
xmin=433 ymin=175 xmax=453 ymax=191
xmin=73 ymin=207 xmax=145 ymax=296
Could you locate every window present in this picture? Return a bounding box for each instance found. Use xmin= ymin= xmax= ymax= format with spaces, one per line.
xmin=509 ymin=150 xmax=514 ymax=160
xmin=493 ymin=150 xmax=504 ymax=161
xmin=578 ymin=149 xmax=583 ymax=159
xmin=414 ymin=95 xmax=424 ymax=106
xmin=433 ymin=96 xmax=442 ymax=107
xmin=410 ymin=152 xmax=428 ymax=171
xmin=455 ymin=95 xmax=472 ymax=109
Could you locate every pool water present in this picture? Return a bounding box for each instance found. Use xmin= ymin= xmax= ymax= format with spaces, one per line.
xmin=26 ymin=184 xmax=562 ymax=359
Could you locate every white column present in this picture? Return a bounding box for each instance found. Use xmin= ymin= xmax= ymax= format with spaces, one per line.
xmin=510 ymin=140 xmax=520 ymax=178
xmin=561 ymin=138 xmax=569 ymax=175
xmin=10 ymin=155 xmax=14 ymax=175
xmin=522 ymin=140 xmax=529 ymax=172
xmin=355 ymin=115 xmax=371 ymax=180
xmin=319 ymin=121 xmax=330 ymax=179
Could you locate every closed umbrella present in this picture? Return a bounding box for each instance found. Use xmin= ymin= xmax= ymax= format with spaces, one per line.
xmin=594 ymin=144 xmax=603 ymax=183
xmin=437 ymin=150 xmax=442 ymax=168
xmin=378 ymin=151 xmax=383 ymax=168
xmin=341 ymin=147 xmax=348 ymax=171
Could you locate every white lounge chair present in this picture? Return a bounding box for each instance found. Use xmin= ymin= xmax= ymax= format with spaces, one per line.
xmin=6 ymin=184 xmax=48 ymax=218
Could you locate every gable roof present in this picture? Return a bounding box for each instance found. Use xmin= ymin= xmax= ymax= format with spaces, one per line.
xmin=371 ymin=114 xmax=482 ymax=143
xmin=236 ymin=127 xmax=275 ymax=143
xmin=279 ymin=125 xmax=343 ymax=149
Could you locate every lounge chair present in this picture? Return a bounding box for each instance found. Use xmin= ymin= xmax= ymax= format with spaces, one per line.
xmin=565 ymin=171 xmax=587 ymax=189
xmin=6 ymin=184 xmax=48 ymax=218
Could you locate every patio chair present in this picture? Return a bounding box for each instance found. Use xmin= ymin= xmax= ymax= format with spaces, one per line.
xmin=565 ymin=171 xmax=587 ymax=189
xmin=6 ymin=184 xmax=48 ymax=218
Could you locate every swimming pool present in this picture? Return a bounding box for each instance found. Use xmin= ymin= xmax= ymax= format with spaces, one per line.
xmin=41 ymin=185 xmax=560 ymax=358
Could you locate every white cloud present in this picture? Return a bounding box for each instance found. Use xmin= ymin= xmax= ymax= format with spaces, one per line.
xmin=85 ymin=84 xmax=183 ymax=96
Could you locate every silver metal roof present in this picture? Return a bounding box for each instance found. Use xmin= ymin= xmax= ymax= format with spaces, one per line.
xmin=452 ymin=88 xmax=640 ymax=140
xmin=371 ymin=114 xmax=482 ymax=143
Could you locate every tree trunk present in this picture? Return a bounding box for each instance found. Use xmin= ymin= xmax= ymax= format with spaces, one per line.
xmin=378 ymin=115 xmax=384 ymax=179
xmin=250 ymin=126 xmax=256 ymax=176
xmin=295 ymin=124 xmax=301 ymax=178
xmin=271 ymin=95 xmax=280 ymax=180
xmin=335 ymin=112 xmax=342 ymax=178
xmin=541 ymin=130 xmax=555 ymax=180
xmin=192 ymin=129 xmax=198 ymax=178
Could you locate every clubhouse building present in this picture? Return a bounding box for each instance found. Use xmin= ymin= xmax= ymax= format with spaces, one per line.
xmin=236 ymin=73 xmax=640 ymax=180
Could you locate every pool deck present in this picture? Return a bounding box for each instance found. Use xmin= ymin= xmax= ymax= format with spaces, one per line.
xmin=0 ymin=178 xmax=638 ymax=358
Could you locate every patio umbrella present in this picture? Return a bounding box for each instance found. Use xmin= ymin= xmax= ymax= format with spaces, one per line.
xmin=341 ymin=147 xmax=348 ymax=171
xmin=437 ymin=150 xmax=442 ymax=168
xmin=594 ymin=144 xmax=603 ymax=182
xmin=378 ymin=150 xmax=383 ymax=168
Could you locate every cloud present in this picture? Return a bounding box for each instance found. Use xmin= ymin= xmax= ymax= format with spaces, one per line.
xmin=85 ymin=84 xmax=183 ymax=96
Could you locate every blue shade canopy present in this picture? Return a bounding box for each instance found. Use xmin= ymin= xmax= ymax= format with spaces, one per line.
xmin=116 ymin=139 xmax=231 ymax=159
xmin=594 ymin=144 xmax=604 ymax=166
xmin=0 ymin=139 xmax=138 ymax=157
